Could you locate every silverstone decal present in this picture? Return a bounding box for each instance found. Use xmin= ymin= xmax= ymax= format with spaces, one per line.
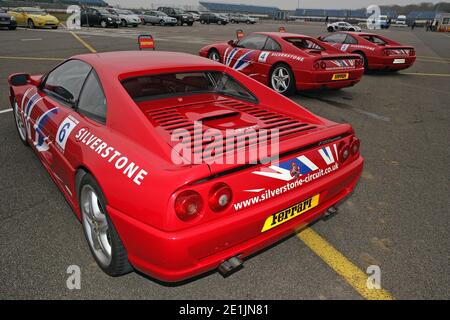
xmin=56 ymin=115 xmax=79 ymax=152
xmin=233 ymin=144 xmax=339 ymax=211
xmin=270 ymin=52 xmax=304 ymax=62
xmin=34 ymin=107 xmax=59 ymax=152
xmin=258 ymin=51 xmax=270 ymax=63
xmin=74 ymin=128 xmax=148 ymax=186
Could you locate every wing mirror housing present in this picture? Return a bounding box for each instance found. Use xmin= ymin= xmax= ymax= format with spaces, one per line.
xmin=8 ymin=73 xmax=41 ymax=87
xmin=227 ymin=39 xmax=237 ymax=47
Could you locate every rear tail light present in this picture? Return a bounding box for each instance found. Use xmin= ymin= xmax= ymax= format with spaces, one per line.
xmin=320 ymin=61 xmax=327 ymax=69
xmin=175 ymin=190 xmax=203 ymax=221
xmin=350 ymin=138 xmax=360 ymax=155
xmin=383 ymin=49 xmax=389 ymax=56
xmin=338 ymin=141 xmax=350 ymax=163
xmin=409 ymin=49 xmax=415 ymax=56
xmin=208 ymin=183 xmax=232 ymax=212
xmin=314 ymin=62 xmax=320 ymax=69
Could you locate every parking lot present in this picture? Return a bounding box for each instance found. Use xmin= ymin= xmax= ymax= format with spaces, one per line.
xmin=0 ymin=21 xmax=449 ymax=299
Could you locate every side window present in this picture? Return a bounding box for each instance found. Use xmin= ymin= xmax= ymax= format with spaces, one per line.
xmin=44 ymin=60 xmax=92 ymax=105
xmin=77 ymin=71 xmax=107 ymax=123
xmin=264 ymin=37 xmax=281 ymax=51
xmin=237 ymin=34 xmax=267 ymax=50
xmin=345 ymin=35 xmax=358 ymax=44
xmin=322 ymin=33 xmax=347 ymax=44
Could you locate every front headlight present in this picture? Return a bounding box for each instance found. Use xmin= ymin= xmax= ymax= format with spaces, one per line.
xmin=107 ymin=17 xmax=112 ymax=21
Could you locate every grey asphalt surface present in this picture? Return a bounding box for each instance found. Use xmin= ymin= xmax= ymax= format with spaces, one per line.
xmin=0 ymin=22 xmax=449 ymax=300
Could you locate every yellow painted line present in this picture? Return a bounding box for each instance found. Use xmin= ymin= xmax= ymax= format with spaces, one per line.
xmin=69 ymin=31 xmax=97 ymax=53
xmin=297 ymin=228 xmax=395 ymax=300
xmin=0 ymin=56 xmax=63 ymax=61
xmin=402 ymin=72 xmax=450 ymax=77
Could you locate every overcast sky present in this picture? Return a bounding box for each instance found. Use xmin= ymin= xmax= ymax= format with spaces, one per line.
xmin=106 ymin=0 xmax=443 ymax=10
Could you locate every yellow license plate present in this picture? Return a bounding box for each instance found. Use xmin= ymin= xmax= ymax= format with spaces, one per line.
xmin=261 ymin=194 xmax=320 ymax=232
xmin=332 ymin=73 xmax=349 ymax=80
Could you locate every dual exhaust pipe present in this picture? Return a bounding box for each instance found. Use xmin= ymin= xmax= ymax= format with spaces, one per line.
xmin=217 ymin=206 xmax=338 ymax=276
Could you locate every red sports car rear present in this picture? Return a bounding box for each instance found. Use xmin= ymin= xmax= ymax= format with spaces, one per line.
xmin=9 ymin=51 xmax=363 ymax=282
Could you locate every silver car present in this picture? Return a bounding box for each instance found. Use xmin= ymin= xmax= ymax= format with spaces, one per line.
xmin=141 ymin=10 xmax=177 ymax=26
xmin=327 ymin=21 xmax=361 ymax=32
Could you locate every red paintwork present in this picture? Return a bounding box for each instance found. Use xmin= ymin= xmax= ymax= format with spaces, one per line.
xmin=9 ymin=51 xmax=363 ymax=282
xmin=318 ymin=32 xmax=416 ymax=71
xmin=199 ymin=32 xmax=365 ymax=91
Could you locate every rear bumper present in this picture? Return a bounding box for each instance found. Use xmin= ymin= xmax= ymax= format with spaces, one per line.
xmin=369 ymin=56 xmax=416 ymax=70
xmin=108 ymin=155 xmax=364 ymax=282
xmin=294 ymin=68 xmax=364 ymax=90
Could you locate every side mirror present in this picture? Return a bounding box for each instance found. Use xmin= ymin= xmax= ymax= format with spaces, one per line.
xmin=227 ymin=39 xmax=237 ymax=47
xmin=8 ymin=73 xmax=30 ymax=86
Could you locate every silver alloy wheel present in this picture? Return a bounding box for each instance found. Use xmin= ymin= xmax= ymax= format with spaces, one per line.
xmin=101 ymin=20 xmax=107 ymax=28
xmin=271 ymin=66 xmax=291 ymax=93
xmin=81 ymin=185 xmax=112 ymax=267
xmin=208 ymin=51 xmax=220 ymax=62
xmin=14 ymin=101 xmax=26 ymax=141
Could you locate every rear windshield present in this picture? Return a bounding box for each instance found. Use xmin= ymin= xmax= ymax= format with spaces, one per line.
xmin=122 ymin=71 xmax=257 ymax=102
xmin=285 ymin=38 xmax=324 ymax=51
xmin=361 ymin=35 xmax=387 ymax=45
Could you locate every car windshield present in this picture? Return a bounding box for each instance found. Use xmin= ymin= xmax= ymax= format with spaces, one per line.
xmin=97 ymin=8 xmax=111 ymax=14
xmin=122 ymin=71 xmax=256 ymax=102
xmin=173 ymin=9 xmax=185 ymax=14
xmin=361 ymin=35 xmax=387 ymax=45
xmin=23 ymin=8 xmax=46 ymax=14
xmin=116 ymin=9 xmax=133 ymax=15
xmin=285 ymin=38 xmax=325 ymax=51
xmin=156 ymin=12 xmax=167 ymax=16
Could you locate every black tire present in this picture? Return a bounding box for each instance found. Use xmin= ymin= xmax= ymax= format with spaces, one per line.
xmin=349 ymin=28 xmax=355 ymax=31
xmin=246 ymin=20 xmax=251 ymax=24
xmin=52 ymin=26 xmax=58 ymax=29
xmin=121 ymin=19 xmax=127 ymax=27
xmin=28 ymin=19 xmax=35 ymax=29
xmin=100 ymin=20 xmax=107 ymax=28
xmin=132 ymin=24 xmax=138 ymax=28
xmin=355 ymin=51 xmax=368 ymax=71
xmin=12 ymin=97 xmax=29 ymax=146
xmin=8 ymin=26 xmax=16 ymax=30
xmin=269 ymin=63 xmax=296 ymax=96
xmin=207 ymin=49 xmax=221 ymax=63
xmin=187 ymin=22 xmax=193 ymax=26
xmin=79 ymin=173 xmax=133 ymax=277
xmin=200 ymin=20 xmax=205 ymax=24
xmin=177 ymin=18 xmax=182 ymax=26
xmin=231 ymin=19 xmax=236 ymax=24
xmin=159 ymin=19 xmax=165 ymax=26
xmin=327 ymin=26 xmax=334 ymax=32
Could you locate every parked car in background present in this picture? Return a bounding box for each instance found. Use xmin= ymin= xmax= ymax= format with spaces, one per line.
xmin=229 ymin=13 xmax=256 ymax=24
xmin=186 ymin=11 xmax=200 ymax=21
xmin=318 ymin=32 xmax=416 ymax=71
xmin=81 ymin=7 xmax=120 ymax=28
xmin=0 ymin=8 xmax=17 ymax=30
xmin=327 ymin=21 xmax=361 ymax=32
xmin=157 ymin=7 xmax=194 ymax=26
xmin=8 ymin=7 xmax=58 ymax=29
xmin=199 ymin=12 xmax=229 ymax=25
xmin=106 ymin=8 xmax=141 ymax=27
xmin=140 ymin=10 xmax=177 ymax=26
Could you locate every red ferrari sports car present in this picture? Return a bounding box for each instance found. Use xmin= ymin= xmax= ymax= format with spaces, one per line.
xmin=9 ymin=51 xmax=363 ymax=282
xmin=199 ymin=32 xmax=365 ymax=95
xmin=318 ymin=32 xmax=416 ymax=71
